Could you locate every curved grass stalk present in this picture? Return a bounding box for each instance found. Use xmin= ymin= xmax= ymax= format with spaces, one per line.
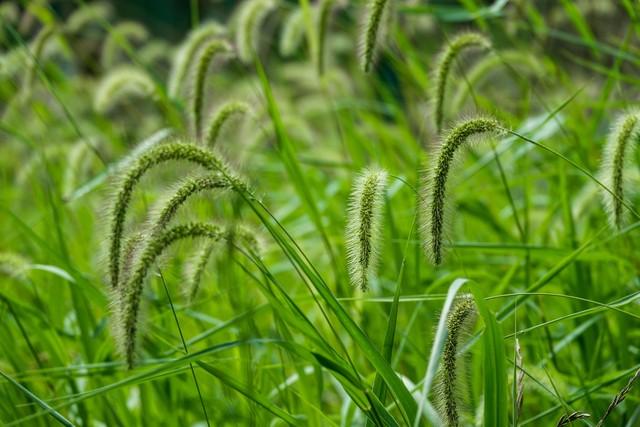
xmin=317 ymin=0 xmax=335 ymax=75
xmin=360 ymin=0 xmax=391 ymax=73
xmin=599 ymin=111 xmax=640 ymax=230
xmin=94 ymin=66 xmax=156 ymax=113
xmin=168 ymin=21 xmax=227 ymax=98
xmin=432 ymin=32 xmax=492 ymax=133
xmin=192 ymin=40 xmax=231 ymax=138
xmin=108 ymin=142 xmax=243 ymax=290
xmin=204 ymin=101 xmax=250 ymax=148
xmin=345 ymin=167 xmax=387 ymax=291
xmin=422 ymin=117 xmax=502 ymax=265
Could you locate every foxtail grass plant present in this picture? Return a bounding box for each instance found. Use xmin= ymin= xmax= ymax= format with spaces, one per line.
xmin=101 ymin=21 xmax=148 ymax=69
xmin=279 ymin=7 xmax=304 ymax=58
xmin=432 ymin=32 xmax=492 ymax=133
xmin=107 ymin=142 xmax=241 ymax=290
xmin=438 ymin=295 xmax=476 ymax=427
xmin=117 ymin=222 xmax=227 ymax=367
xmin=360 ymin=0 xmax=391 ymax=73
xmin=64 ymin=2 xmax=113 ymax=35
xmin=192 ymin=40 xmax=231 ymax=138
xmin=94 ymin=66 xmax=156 ymax=113
xmin=422 ymin=117 xmax=503 ymax=265
xmin=236 ymin=0 xmax=276 ymax=64
xmin=598 ymin=111 xmax=640 ymax=230
xmin=345 ymin=167 xmax=387 ymax=291
xmin=168 ymin=21 xmax=227 ymax=98
xmin=204 ymin=101 xmax=250 ymax=147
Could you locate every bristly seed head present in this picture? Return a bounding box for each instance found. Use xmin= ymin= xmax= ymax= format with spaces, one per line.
xmin=345 ymin=167 xmax=388 ymax=291
xmin=599 ymin=110 xmax=640 ymax=230
xmin=421 ymin=117 xmax=503 ymax=265
xmin=107 ymin=142 xmax=246 ymax=291
xmin=192 ymin=40 xmax=232 ymax=138
xmin=439 ymin=295 xmax=476 ymax=427
xmin=360 ymin=0 xmax=391 ymax=73
xmin=204 ymin=101 xmax=250 ymax=148
xmin=432 ymin=32 xmax=492 ymax=134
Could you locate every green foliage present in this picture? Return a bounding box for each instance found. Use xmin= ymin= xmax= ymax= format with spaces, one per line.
xmin=2 ymin=1 xmax=640 ymax=426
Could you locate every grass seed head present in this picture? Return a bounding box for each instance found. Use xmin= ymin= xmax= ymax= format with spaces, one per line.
xmin=119 ymin=222 xmax=226 ymax=367
xmin=236 ymin=0 xmax=276 ymax=64
xmin=107 ymin=142 xmax=244 ymax=290
xmin=360 ymin=0 xmax=391 ymax=73
xmin=345 ymin=167 xmax=387 ymax=291
xmin=599 ymin=111 xmax=640 ymax=230
xmin=439 ymin=295 xmax=476 ymax=427
xmin=432 ymin=32 xmax=492 ymax=134
xmin=168 ymin=21 xmax=227 ymax=98
xmin=192 ymin=39 xmax=232 ymax=138
xmin=204 ymin=101 xmax=250 ymax=148
xmin=421 ymin=116 xmax=503 ymax=265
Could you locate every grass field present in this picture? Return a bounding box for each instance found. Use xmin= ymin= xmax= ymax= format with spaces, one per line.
xmin=1 ymin=1 xmax=639 ymax=426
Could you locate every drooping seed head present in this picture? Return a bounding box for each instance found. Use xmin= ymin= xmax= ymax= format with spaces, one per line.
xmin=192 ymin=39 xmax=232 ymax=138
xmin=118 ymin=222 xmax=226 ymax=367
xmin=279 ymin=7 xmax=305 ymax=58
xmin=168 ymin=21 xmax=227 ymax=98
xmin=94 ymin=66 xmax=156 ymax=113
xmin=0 ymin=252 xmax=30 ymax=280
xmin=421 ymin=117 xmax=503 ymax=265
xmin=107 ymin=142 xmax=245 ymax=290
xmin=439 ymin=295 xmax=476 ymax=427
xmin=204 ymin=101 xmax=251 ymax=148
xmin=149 ymin=174 xmax=229 ymax=235
xmin=432 ymin=32 xmax=492 ymax=134
xmin=345 ymin=167 xmax=388 ymax=291
xmin=65 ymin=2 xmax=113 ymax=35
xmin=101 ymin=21 xmax=148 ymax=69
xmin=599 ymin=111 xmax=640 ymax=230
xmin=360 ymin=0 xmax=391 ymax=73
xmin=236 ymin=0 xmax=276 ymax=64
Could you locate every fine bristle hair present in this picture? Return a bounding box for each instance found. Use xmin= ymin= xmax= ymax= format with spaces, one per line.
xmin=236 ymin=0 xmax=276 ymax=64
xmin=345 ymin=167 xmax=388 ymax=291
xmin=93 ymin=66 xmax=156 ymax=113
xmin=421 ymin=116 xmax=503 ymax=265
xmin=279 ymin=7 xmax=305 ymax=58
xmin=100 ymin=21 xmax=149 ymax=69
xmin=598 ymin=110 xmax=640 ymax=230
xmin=359 ymin=0 xmax=391 ymax=73
xmin=438 ymin=295 xmax=476 ymax=427
xmin=119 ymin=222 xmax=226 ymax=367
xmin=204 ymin=101 xmax=251 ymax=148
xmin=167 ymin=21 xmax=227 ymax=98
xmin=432 ymin=32 xmax=492 ymax=134
xmin=107 ymin=141 xmax=245 ymax=291
xmin=192 ymin=40 xmax=232 ymax=138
